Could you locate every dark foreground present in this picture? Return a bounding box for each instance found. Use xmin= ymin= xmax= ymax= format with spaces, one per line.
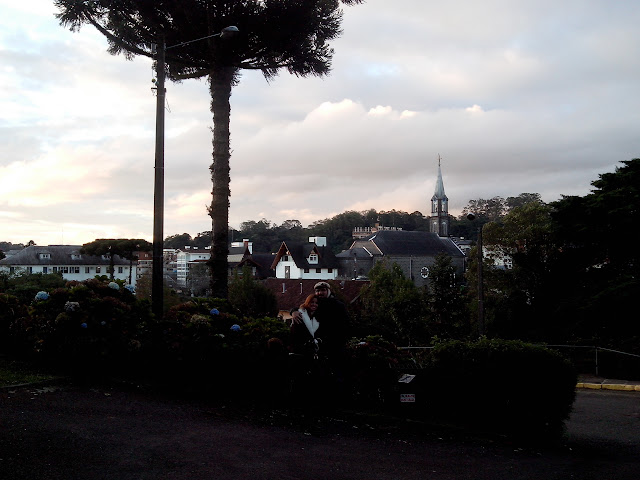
xmin=1 ymin=382 xmax=639 ymax=480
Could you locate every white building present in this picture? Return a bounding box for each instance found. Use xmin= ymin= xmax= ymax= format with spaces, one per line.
xmin=0 ymin=245 xmax=136 ymax=286
xmin=271 ymin=237 xmax=339 ymax=280
xmin=176 ymin=246 xmax=211 ymax=287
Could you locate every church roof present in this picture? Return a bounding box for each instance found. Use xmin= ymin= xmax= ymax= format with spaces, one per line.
xmin=356 ymin=230 xmax=464 ymax=257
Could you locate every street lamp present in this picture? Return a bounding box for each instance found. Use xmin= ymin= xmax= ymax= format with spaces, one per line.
xmin=151 ymin=26 xmax=239 ymax=322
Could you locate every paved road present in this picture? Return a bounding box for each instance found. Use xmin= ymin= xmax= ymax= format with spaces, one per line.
xmin=1 ymin=383 xmax=639 ymax=480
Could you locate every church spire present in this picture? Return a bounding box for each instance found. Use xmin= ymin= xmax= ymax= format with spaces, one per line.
xmin=433 ymin=154 xmax=446 ymax=199
xmin=429 ymin=155 xmax=450 ymax=237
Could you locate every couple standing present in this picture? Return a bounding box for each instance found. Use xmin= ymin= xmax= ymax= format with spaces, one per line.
xmin=289 ymin=281 xmax=350 ymax=401
xmin=290 ymin=281 xmax=349 ymax=362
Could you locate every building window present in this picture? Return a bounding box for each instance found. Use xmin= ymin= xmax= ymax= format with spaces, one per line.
xmin=304 ymin=268 xmax=309 ymax=273
xmin=70 ymin=267 xmax=80 ymax=274
xmin=328 ymin=268 xmax=333 ymax=273
xmin=308 ymin=254 xmax=318 ymax=263
xmin=85 ymin=267 xmax=91 ymax=273
xmin=96 ymin=266 xmax=101 ymax=273
xmin=27 ymin=267 xmax=33 ymax=274
xmin=118 ymin=267 xmax=124 ymax=273
xmin=316 ymin=268 xmax=321 ymax=273
xmin=43 ymin=267 xmax=48 ymax=273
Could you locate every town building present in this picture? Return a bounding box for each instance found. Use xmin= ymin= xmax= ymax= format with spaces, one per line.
xmin=336 ymin=230 xmax=465 ymax=287
xmin=0 ymin=245 xmax=136 ymax=286
xmin=271 ymin=237 xmax=339 ymax=280
xmin=176 ymin=246 xmax=212 ymax=288
xmin=352 ymin=223 xmax=402 ymax=240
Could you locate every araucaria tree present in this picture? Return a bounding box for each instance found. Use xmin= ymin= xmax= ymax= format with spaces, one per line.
xmin=55 ymin=0 xmax=363 ymax=298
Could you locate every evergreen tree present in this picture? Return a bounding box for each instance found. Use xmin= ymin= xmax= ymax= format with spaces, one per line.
xmin=81 ymin=238 xmax=150 ymax=282
xmin=359 ymin=261 xmax=427 ymax=345
xmin=228 ymin=266 xmax=278 ymax=318
xmin=426 ymin=253 xmax=468 ymax=339
xmin=55 ymin=0 xmax=363 ymax=299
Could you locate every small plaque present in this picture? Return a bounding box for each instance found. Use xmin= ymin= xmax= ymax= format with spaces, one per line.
xmin=400 ymin=393 xmax=416 ymax=403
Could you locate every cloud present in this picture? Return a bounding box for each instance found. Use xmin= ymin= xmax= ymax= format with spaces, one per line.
xmin=1 ymin=0 xmax=639 ymax=245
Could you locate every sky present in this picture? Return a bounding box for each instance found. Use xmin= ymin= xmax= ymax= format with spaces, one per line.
xmin=1 ymin=0 xmax=639 ymax=246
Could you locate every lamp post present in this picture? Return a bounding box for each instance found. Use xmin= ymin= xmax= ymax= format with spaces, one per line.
xmin=151 ymin=26 xmax=239 ymax=322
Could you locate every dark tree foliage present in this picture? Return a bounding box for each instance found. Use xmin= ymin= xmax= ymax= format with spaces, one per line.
xmin=506 ymin=193 xmax=543 ymax=210
xmin=55 ymin=0 xmax=363 ymax=299
xmin=550 ymin=159 xmax=640 ymax=353
xmin=473 ymin=203 xmax=559 ymax=341
xmin=455 ymin=193 xmax=544 ymax=241
xmin=358 ymin=261 xmax=428 ymax=345
xmin=81 ymin=238 xmax=151 ymax=281
xmin=461 ymin=197 xmax=507 ymax=222
xmin=228 ymin=266 xmax=278 ymax=318
xmin=425 ymin=253 xmax=469 ymax=339
xmin=164 ymin=233 xmax=193 ymax=249
xmin=193 ymin=231 xmax=213 ymax=249
xmin=0 ymin=241 xmax=24 ymax=252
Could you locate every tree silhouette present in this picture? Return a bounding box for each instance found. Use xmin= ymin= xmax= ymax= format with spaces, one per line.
xmin=55 ymin=0 xmax=363 ymax=298
xmin=81 ymin=238 xmax=151 ymax=282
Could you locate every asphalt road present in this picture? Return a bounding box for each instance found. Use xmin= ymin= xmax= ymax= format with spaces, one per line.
xmin=1 ymin=383 xmax=639 ymax=480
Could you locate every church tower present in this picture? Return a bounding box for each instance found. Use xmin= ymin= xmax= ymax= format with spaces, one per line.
xmin=429 ymin=157 xmax=450 ymax=236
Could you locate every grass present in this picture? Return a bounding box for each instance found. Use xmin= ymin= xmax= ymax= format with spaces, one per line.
xmin=0 ymin=357 xmax=57 ymax=387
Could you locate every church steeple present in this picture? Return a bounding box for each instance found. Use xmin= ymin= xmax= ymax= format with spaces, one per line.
xmin=429 ymin=155 xmax=450 ymax=236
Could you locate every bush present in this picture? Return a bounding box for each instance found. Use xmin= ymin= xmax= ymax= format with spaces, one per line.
xmin=345 ymin=335 xmax=408 ymax=408
xmin=422 ymin=338 xmax=577 ymax=438
xmin=5 ymin=278 xmax=152 ymax=374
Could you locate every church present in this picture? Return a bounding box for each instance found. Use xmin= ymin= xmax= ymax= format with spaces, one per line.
xmin=428 ymin=158 xmax=451 ymax=236
xmin=336 ymin=159 xmax=465 ymax=287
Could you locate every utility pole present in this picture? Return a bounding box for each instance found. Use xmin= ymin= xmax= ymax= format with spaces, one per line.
xmin=152 ymin=39 xmax=165 ymax=322
xmin=150 ymin=27 xmax=237 ymax=320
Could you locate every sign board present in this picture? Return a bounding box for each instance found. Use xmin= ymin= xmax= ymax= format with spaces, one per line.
xmin=400 ymin=393 xmax=416 ymax=403
xmin=398 ymin=374 xmax=416 ymax=384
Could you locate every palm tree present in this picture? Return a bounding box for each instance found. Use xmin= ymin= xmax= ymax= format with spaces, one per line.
xmin=55 ymin=0 xmax=363 ymax=299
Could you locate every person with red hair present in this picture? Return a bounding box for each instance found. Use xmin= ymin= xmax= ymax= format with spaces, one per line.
xmin=290 ymin=294 xmax=321 ymax=359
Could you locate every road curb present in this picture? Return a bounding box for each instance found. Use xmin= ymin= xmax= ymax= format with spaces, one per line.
xmin=576 ymin=382 xmax=640 ymax=392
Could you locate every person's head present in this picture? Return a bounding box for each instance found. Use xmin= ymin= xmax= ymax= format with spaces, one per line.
xmin=314 ymin=281 xmax=331 ymax=298
xmin=300 ymin=294 xmax=319 ymax=313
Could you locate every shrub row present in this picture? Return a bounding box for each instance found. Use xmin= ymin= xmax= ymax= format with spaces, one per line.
xmin=0 ymin=279 xmax=577 ymax=438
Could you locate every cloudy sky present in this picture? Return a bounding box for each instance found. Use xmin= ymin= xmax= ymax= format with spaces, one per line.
xmin=2 ymin=0 xmax=639 ymax=246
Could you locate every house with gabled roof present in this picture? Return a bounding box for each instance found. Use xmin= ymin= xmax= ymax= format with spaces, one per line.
xmin=271 ymin=236 xmax=339 ymax=280
xmin=336 ymin=230 xmax=465 ymax=287
xmin=0 ymin=245 xmax=136 ymax=286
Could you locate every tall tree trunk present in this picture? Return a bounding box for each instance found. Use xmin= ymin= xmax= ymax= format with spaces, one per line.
xmin=208 ymin=67 xmax=235 ymax=299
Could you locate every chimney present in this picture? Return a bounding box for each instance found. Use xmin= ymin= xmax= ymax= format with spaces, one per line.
xmin=309 ymin=236 xmax=327 ymax=247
